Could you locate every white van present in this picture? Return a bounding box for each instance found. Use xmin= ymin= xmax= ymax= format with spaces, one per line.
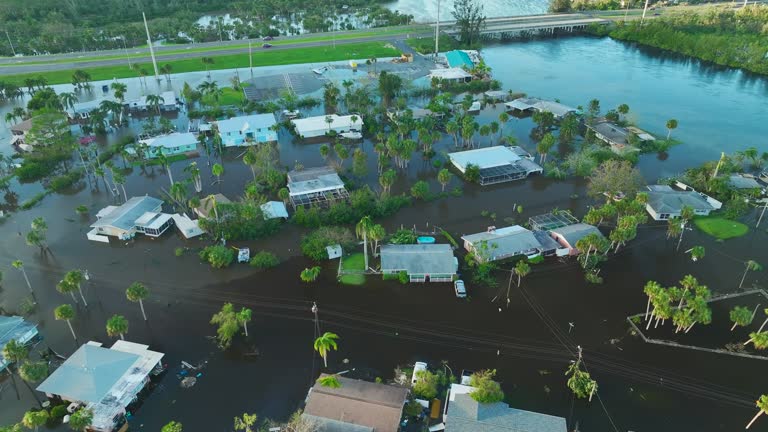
xmin=411 ymin=362 xmax=428 ymax=385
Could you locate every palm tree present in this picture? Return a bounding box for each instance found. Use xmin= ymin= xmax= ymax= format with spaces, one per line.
xmin=110 ymin=82 xmax=127 ymax=102
xmin=212 ymin=163 xmax=224 ymax=192
xmin=369 ymin=224 xmax=386 ymax=257
xmin=445 ymin=121 xmax=459 ymax=148
xmin=162 ymin=421 xmax=183 ymax=432
xmin=11 ymin=260 xmax=33 ymax=294
xmin=237 ymin=308 xmax=252 ymax=337
xmin=2 ymin=339 xmax=29 ymax=400
xmin=676 ymin=206 xmax=695 ymax=251
xmin=113 ymin=171 xmax=127 ymax=203
xmin=64 ymin=270 xmax=88 ymax=307
xmin=278 ymin=188 xmax=290 ymax=205
xmin=665 ymin=119 xmax=678 ymax=139
xmin=300 ymin=266 xmax=321 ymax=283
xmin=233 ymin=413 xmax=257 ymax=432
xmin=379 ymin=169 xmax=396 ymax=195
xmin=184 ymin=162 xmax=202 ymax=193
xmin=56 ymin=278 xmax=79 ymax=304
xmin=126 ymin=282 xmax=149 ymax=321
xmin=740 ymin=260 xmax=763 ymax=289
xmin=59 ymin=92 xmax=77 ymax=115
xmin=730 ymin=306 xmax=754 ymax=331
xmin=643 ymin=281 xmax=662 ymax=321
xmin=160 ymin=64 xmax=173 ymax=82
xmin=514 ymin=260 xmax=530 ymax=287
xmin=22 ymin=410 xmax=48 ymax=431
xmin=19 ymin=362 xmax=47 ymax=406
xmin=437 ymin=169 xmax=452 ymax=192
xmin=145 ymin=94 xmax=163 ymax=116
xmin=314 ymin=332 xmax=339 ymax=368
xmin=157 ymin=149 xmax=175 ymax=186
xmin=243 ymin=148 xmax=258 ymax=180
xmin=201 ymin=57 xmax=215 ymax=78
xmin=744 ymin=331 xmax=768 ymax=348
xmin=617 ymin=103 xmax=629 ymax=121
xmin=139 ymin=68 xmax=149 ymax=87
xmin=747 ymin=395 xmax=768 ymax=429
xmin=537 ymin=133 xmax=555 ymax=164
xmin=69 ymin=408 xmax=94 ymax=431
xmin=356 ymin=216 xmax=373 ymax=271
xmin=106 ymin=314 xmax=129 ymax=340
xmin=54 ymin=304 xmax=77 ymax=340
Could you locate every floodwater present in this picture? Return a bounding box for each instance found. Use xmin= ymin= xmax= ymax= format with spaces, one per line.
xmin=384 ymin=0 xmax=549 ymax=22
xmin=1 ymin=38 xmax=768 ymax=431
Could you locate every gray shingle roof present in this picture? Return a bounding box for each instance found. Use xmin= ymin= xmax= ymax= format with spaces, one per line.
xmin=0 ymin=316 xmax=38 ymax=370
xmin=302 ymin=414 xmax=374 ymax=432
xmin=462 ymin=226 xmax=543 ymax=261
xmin=91 ymin=196 xmax=164 ymax=231
xmin=380 ymin=244 xmax=457 ymax=275
xmin=287 ymin=167 xmax=346 ymax=196
xmin=646 ymin=190 xmax=715 ymax=213
xmin=446 ymin=394 xmax=567 ymax=432
xmin=551 ymin=223 xmax=603 ymax=247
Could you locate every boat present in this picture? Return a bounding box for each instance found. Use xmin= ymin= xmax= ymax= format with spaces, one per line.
xmin=468 ymin=101 xmax=481 ymax=112
xmin=282 ymin=110 xmax=300 ymax=119
xmin=417 ymin=236 xmax=435 ymax=244
xmin=312 ymin=66 xmax=329 ymax=75
xmin=339 ymin=131 xmax=362 ymax=140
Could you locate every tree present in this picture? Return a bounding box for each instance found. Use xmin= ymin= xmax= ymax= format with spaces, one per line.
xmin=665 ymin=119 xmax=678 ymax=139
xmin=19 ymin=361 xmax=48 ymax=385
xmin=730 ymin=306 xmax=754 ymax=331
xmin=68 ymin=408 xmax=94 ymax=431
xmin=468 ymin=370 xmax=504 ymax=403
xmin=410 ymin=180 xmax=430 ymax=200
xmin=379 ymin=169 xmax=396 ymax=195
xmin=452 ymin=0 xmax=486 ymax=46
xmin=314 ymin=332 xmax=339 ymax=368
xmin=549 ymin=0 xmax=572 ymax=12
xmin=747 ymin=395 xmax=768 ymax=429
xmin=565 ymin=359 xmax=598 ymax=401
xmin=237 ymin=307 xmax=252 ymax=337
xmin=617 ymin=103 xmax=630 ymax=120
xmin=437 ymin=169 xmax=452 ymax=192
xmin=317 ymin=375 xmax=341 ymax=388
xmin=537 ymin=133 xmax=555 ymax=164
xmin=54 ymin=304 xmax=77 ymax=340
xmin=184 ymin=162 xmax=202 ymax=193
xmin=234 ymin=413 xmax=257 ymax=432
xmin=59 ymin=92 xmax=77 ymax=115
xmin=3 ymin=339 xmax=29 ymax=400
xmin=587 ymin=160 xmax=644 ymax=199
xmin=278 ymin=188 xmax=290 ymax=206
xmin=688 ymin=245 xmax=705 ymax=262
xmin=210 ymin=303 xmax=239 ymax=349
xmin=160 ymin=64 xmax=173 ymax=82
xmin=514 ymin=260 xmax=530 ymax=287
xmin=156 ymin=149 xmax=175 ymax=186
xmin=126 ymin=282 xmax=149 ymax=321
xmin=212 ymin=163 xmax=224 ymax=192
xmin=201 ymin=57 xmax=214 ymax=78
xmin=12 ymin=260 xmax=33 ymax=294
xmin=745 ymin=331 xmax=768 ymax=349
xmin=161 ymin=421 xmax=183 ymax=432
xmin=378 ymin=71 xmax=402 ymax=106
xmin=740 ymin=260 xmax=763 ymax=289
xmin=412 ymin=370 xmax=439 ymax=399
xmin=145 ymin=94 xmax=163 ymax=116
xmin=63 ymin=270 xmax=88 ymax=307
xmin=110 ymin=82 xmax=127 ymax=102
xmin=319 ymin=144 xmax=330 ymax=159
xmin=301 ymin=266 xmax=321 ymax=283
xmin=369 ymin=224 xmax=386 ymax=257
xmin=22 ymin=410 xmax=48 ymax=432
xmin=356 ymin=216 xmax=373 ymax=271
xmin=106 ymin=315 xmax=129 ymax=340
xmin=243 ymin=148 xmax=258 ymax=180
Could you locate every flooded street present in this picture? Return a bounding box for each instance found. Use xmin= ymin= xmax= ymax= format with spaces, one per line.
xmin=1 ymin=37 xmax=768 ymax=431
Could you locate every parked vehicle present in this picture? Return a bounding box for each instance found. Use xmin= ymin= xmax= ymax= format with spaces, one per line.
xmin=262 ymin=43 xmax=272 ymax=48
xmin=411 ymin=361 xmax=427 ymax=385
xmin=454 ymin=280 xmax=467 ymax=298
xmin=263 ymin=36 xmax=274 ymax=41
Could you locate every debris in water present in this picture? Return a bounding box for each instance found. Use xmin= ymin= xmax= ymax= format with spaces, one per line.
xmin=180 ymin=377 xmax=197 ymax=388
xmin=537 ymin=369 xmax=551 ymax=376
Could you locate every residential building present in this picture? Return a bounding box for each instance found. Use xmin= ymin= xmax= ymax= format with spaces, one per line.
xmin=303 ymin=374 xmax=409 ymax=432
xmin=193 ymin=194 xmax=231 ymax=220
xmin=287 ymin=167 xmax=349 ymax=209
xmin=462 ymin=225 xmax=559 ymax=262
xmin=728 ymin=174 xmax=763 ymax=190
xmin=126 ymin=91 xmax=177 ymax=112
xmin=428 ymin=68 xmax=473 ymax=84
xmin=445 ymin=50 xmax=475 ymax=69
xmin=645 ymin=185 xmax=721 ymax=220
xmin=549 ymin=223 xmax=604 ymax=256
xmin=445 ymin=392 xmax=567 ymax=432
xmin=505 ymin=98 xmax=577 ymax=119
xmin=0 ymin=316 xmax=39 ymax=372
xmin=9 ymin=118 xmax=34 ymax=148
xmin=586 ymin=120 xmax=653 ymax=153
xmin=260 ymin=201 xmax=289 ymax=219
xmin=37 ymin=341 xmax=164 ymax=432
xmin=291 ymin=114 xmax=363 ymax=138
xmin=129 ymin=132 xmax=198 ymax=158
xmin=70 ymin=96 xmax=118 ymax=119
xmin=216 ymin=113 xmax=278 ymax=146
xmin=88 ymin=196 xmax=170 ymax=242
xmin=448 ymin=146 xmax=542 ymax=186
xmin=380 ymin=244 xmax=458 ymax=282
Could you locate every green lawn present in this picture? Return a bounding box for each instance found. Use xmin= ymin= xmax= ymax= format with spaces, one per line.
xmin=202 ymin=87 xmax=244 ymax=107
xmin=1 ymin=42 xmax=400 ymax=86
xmin=340 ymin=253 xmax=366 ymax=285
xmin=693 ymin=216 xmax=749 ymax=240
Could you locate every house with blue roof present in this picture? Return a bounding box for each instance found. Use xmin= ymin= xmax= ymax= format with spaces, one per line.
xmin=445 ymin=393 xmax=567 ymax=432
xmin=445 ymin=50 xmax=475 ymax=70
xmin=217 ymin=113 xmax=278 ymax=146
xmin=0 ymin=316 xmax=39 ymax=372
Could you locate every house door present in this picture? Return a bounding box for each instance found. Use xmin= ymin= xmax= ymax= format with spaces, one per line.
xmin=425 ymin=275 xmax=430 ymax=283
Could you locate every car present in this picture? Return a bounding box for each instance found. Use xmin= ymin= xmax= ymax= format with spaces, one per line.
xmin=263 ymin=36 xmax=273 ymax=41
xmin=454 ymin=280 xmax=466 ymax=298
xmin=411 ymin=362 xmax=427 ymax=385
xmin=262 ymin=43 xmax=272 ymax=48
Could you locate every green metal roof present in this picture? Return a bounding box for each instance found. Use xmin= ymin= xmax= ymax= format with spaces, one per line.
xmin=446 ymin=50 xmax=474 ymax=69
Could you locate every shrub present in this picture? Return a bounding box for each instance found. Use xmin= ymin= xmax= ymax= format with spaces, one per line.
xmin=398 ymin=271 xmax=409 ymax=284
xmin=48 ymin=170 xmax=83 ymax=192
xmin=174 ymin=247 xmax=184 ymax=257
xmin=413 ymin=370 xmax=439 ymax=399
xmin=199 ymin=245 xmax=235 ymax=269
xmin=250 ymin=251 xmax=280 ymax=270
xmin=301 ymin=226 xmax=355 ymax=261
xmin=75 ymin=205 xmax=88 ymax=214
xmin=198 ymin=202 xmax=281 ymax=241
xmin=410 ymin=180 xmax=430 ymax=200
xmin=20 ymin=192 xmax=49 ymax=210
xmin=469 ymin=370 xmax=504 ymax=403
xmin=464 ymin=164 xmax=480 ymax=183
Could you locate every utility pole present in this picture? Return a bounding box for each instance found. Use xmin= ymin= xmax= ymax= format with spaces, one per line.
xmin=122 ymin=37 xmax=132 ymax=69
xmin=434 ymin=0 xmax=440 ymax=60
xmin=5 ymin=30 xmax=16 ymax=56
xmin=249 ymin=40 xmax=253 ymax=79
xmin=757 ymin=199 xmax=768 ymax=228
xmin=142 ymin=12 xmax=161 ymax=82
xmin=641 ymin=0 xmax=650 ymax=24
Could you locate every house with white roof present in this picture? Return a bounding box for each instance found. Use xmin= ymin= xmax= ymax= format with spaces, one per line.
xmin=287 ymin=166 xmax=349 ymax=208
xmin=429 ymin=68 xmax=473 ymax=83
xmin=70 ymin=96 xmax=118 ymax=119
xmin=88 ymin=196 xmax=170 ymax=242
xmin=291 ymin=114 xmax=363 ymax=138
xmin=448 ymin=146 xmax=542 ymax=185
xmin=129 ymin=132 xmax=198 ymax=158
xmin=380 ymin=244 xmax=458 ymax=283
xmin=126 ymin=91 xmax=177 ymax=112
xmin=505 ymin=98 xmax=577 ymax=119
xmin=0 ymin=316 xmax=39 ymax=372
xmin=462 ymin=225 xmax=560 ymax=262
xmin=216 ymin=113 xmax=278 ymax=146
xmin=37 ymin=340 xmax=164 ymax=432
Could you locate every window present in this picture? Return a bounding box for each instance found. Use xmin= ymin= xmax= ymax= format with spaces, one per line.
xmin=659 ymin=213 xmax=669 ymax=220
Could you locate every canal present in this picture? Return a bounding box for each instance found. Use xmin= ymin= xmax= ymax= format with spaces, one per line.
xmin=1 ymin=36 xmax=767 ymax=431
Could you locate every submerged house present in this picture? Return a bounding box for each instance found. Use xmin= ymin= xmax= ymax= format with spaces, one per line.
xmin=37 ymin=341 xmax=164 ymax=432
xmin=193 ymin=193 xmax=231 ymax=220
xmin=126 ymin=91 xmax=177 ymax=112
xmin=0 ymin=316 xmax=39 ymax=372
xmin=448 ymin=146 xmax=542 ymax=186
xmin=291 ymin=114 xmax=363 ymax=138
xmin=130 ymin=132 xmax=198 ymax=158
xmin=445 ymin=393 xmax=567 ymax=432
xmin=216 ymin=113 xmax=278 ymax=146
xmin=380 ymin=244 xmax=458 ymax=283
xmin=9 ymin=118 xmax=34 ymax=149
xmin=586 ymin=120 xmax=653 ymax=153
xmin=462 ymin=225 xmax=559 ymax=262
xmin=645 ymin=185 xmax=721 ymax=220
xmin=303 ymin=374 xmax=409 ymax=432
xmin=286 ymin=167 xmax=349 ymax=209
xmin=70 ymin=97 xmax=118 ymax=120
xmin=88 ymin=196 xmax=171 ymax=242
xmin=549 ymin=223 xmax=604 ymax=256
xmin=505 ymin=98 xmax=577 ymax=119
xmin=428 ymin=68 xmax=473 ymax=84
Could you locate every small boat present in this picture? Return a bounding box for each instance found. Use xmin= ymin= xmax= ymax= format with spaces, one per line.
xmin=468 ymin=101 xmax=481 ymax=112
xmin=340 ymin=131 xmax=363 ymax=140
xmin=237 ymin=247 xmax=250 ymax=263
xmin=282 ymin=110 xmax=300 ymax=119
xmin=312 ymin=66 xmax=329 ymax=75
xmin=417 ymin=236 xmax=435 ymax=244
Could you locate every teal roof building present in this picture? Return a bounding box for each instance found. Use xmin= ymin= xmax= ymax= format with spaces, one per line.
xmin=446 ymin=50 xmax=474 ymax=69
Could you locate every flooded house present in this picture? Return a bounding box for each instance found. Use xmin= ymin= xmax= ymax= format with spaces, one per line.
xmin=586 ymin=120 xmax=654 ymax=153
xmin=462 ymin=225 xmax=560 ymax=262
xmin=291 ymin=114 xmax=363 ymax=138
xmin=0 ymin=316 xmax=39 ymax=372
xmin=126 ymin=91 xmax=177 ymax=112
xmin=380 ymin=244 xmax=458 ymax=283
xmin=549 ymin=223 xmax=605 ymax=256
xmin=504 ymin=98 xmax=577 ymax=119
xmin=216 ymin=113 xmax=278 ymax=146
xmin=88 ymin=196 xmax=171 ymax=242
xmin=129 ymin=132 xmax=198 ymax=158
xmin=303 ymin=374 xmax=409 ymax=432
xmin=428 ymin=68 xmax=473 ymax=84
xmin=448 ymin=146 xmax=542 ymax=186
xmin=286 ymin=166 xmax=349 ymax=209
xmin=645 ymin=184 xmax=721 ymax=221
xmin=37 ymin=341 xmax=164 ymax=432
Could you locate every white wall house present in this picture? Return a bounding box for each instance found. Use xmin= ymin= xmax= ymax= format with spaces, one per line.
xmin=291 ymin=114 xmax=363 ymax=138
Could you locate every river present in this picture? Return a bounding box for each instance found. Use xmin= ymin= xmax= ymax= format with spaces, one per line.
xmin=384 ymin=0 xmax=550 ymax=22
xmin=1 ymin=35 xmax=767 ymax=431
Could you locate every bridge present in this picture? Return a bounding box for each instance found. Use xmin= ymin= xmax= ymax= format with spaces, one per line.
xmin=436 ymin=13 xmax=610 ymax=39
